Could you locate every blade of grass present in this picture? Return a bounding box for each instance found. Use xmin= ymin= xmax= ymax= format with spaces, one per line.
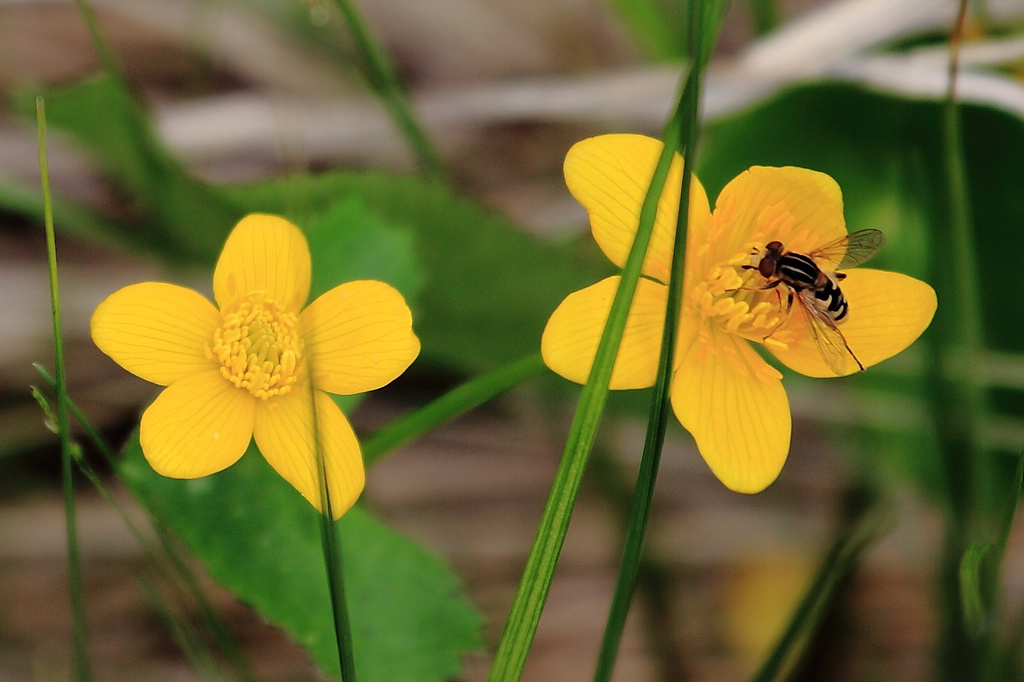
xmin=486 ymin=65 xmax=696 ymax=682
xmin=362 ymin=353 xmax=546 ymax=466
xmin=590 ymin=4 xmax=726 ymax=679
xmin=960 ymin=448 xmax=1024 ymax=679
xmin=33 ymin=365 xmax=258 ymax=682
xmin=329 ymin=0 xmax=444 ymax=178
xmin=748 ymin=497 xmax=893 ymax=682
xmin=138 ymin=576 xmax=227 ymax=682
xmin=37 ymin=96 xmax=93 ymax=682
xmin=930 ymin=2 xmax=996 ymax=679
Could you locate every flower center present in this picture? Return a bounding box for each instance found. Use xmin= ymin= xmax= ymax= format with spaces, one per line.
xmin=689 ymin=244 xmax=795 ymax=350
xmin=207 ymin=293 xmax=304 ymax=399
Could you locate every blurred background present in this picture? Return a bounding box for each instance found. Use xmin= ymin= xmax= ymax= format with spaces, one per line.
xmin=3 ymin=0 xmax=1024 ymax=680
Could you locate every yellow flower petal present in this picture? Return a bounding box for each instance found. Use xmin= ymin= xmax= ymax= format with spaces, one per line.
xmin=253 ymin=387 xmax=365 ymax=519
xmin=768 ymin=269 xmax=937 ymax=378
xmin=671 ymin=326 xmax=790 ymax=493
xmin=91 ymin=282 xmax=220 ymax=386
xmin=541 ymin=275 xmax=668 ymax=390
xmin=140 ymin=370 xmax=255 ymax=478
xmin=301 ymin=280 xmax=420 ymax=396
xmin=213 ymin=214 xmax=311 ymax=312
xmin=709 ymin=167 xmax=847 ymax=266
xmin=564 ymin=134 xmax=711 ymax=284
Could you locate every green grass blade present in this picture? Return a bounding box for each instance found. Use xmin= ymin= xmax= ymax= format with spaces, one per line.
xmin=486 ymin=66 xmax=694 ymax=682
xmin=33 ymin=364 xmax=258 ymax=682
xmin=37 ymin=96 xmax=93 ymax=682
xmin=960 ymin=449 xmax=1024 ymax=677
xmin=591 ymin=4 xmax=724 ymax=678
xmin=749 ymin=498 xmax=892 ymax=682
xmin=362 ymin=354 xmax=546 ymax=466
xmin=930 ymin=4 xmax=997 ymax=678
xmin=138 ymin=576 xmax=227 ymax=682
xmin=329 ymin=0 xmax=445 ymax=177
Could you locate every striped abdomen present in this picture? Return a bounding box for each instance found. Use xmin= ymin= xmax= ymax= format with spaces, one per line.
xmin=777 ymin=253 xmax=849 ymax=323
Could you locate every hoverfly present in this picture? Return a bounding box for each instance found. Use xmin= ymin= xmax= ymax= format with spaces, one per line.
xmin=744 ymin=229 xmax=885 ymax=375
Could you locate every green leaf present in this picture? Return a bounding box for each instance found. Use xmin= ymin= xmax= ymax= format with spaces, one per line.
xmin=118 ymin=435 xmax=482 ymax=681
xmin=304 ymin=196 xmax=424 ymax=302
xmin=228 ymin=171 xmax=605 ymax=373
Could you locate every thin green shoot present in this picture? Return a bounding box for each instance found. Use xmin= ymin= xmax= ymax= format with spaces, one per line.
xmin=329 ymin=0 xmax=445 ymax=178
xmin=33 ymin=364 xmax=258 ymax=682
xmin=749 ymin=498 xmax=893 ymax=682
xmin=363 ymin=353 xmax=546 ymax=466
xmin=311 ymin=389 xmax=357 ymax=680
xmin=37 ymin=96 xmax=93 ymax=682
xmin=138 ymin=576 xmax=227 ymax=682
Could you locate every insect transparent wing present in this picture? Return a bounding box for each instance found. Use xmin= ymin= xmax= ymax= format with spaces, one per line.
xmin=809 ymin=229 xmax=885 ymax=271
xmin=794 ymin=291 xmax=864 ymax=375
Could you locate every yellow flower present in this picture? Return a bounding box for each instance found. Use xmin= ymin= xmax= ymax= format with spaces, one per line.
xmin=91 ymin=214 xmax=420 ymax=518
xmin=541 ymin=134 xmax=936 ymax=493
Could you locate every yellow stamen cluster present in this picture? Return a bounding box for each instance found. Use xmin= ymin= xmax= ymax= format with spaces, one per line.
xmin=208 ymin=293 xmax=303 ymax=399
xmin=690 ymin=251 xmax=783 ymax=338
xmin=687 ymin=248 xmax=790 ymax=381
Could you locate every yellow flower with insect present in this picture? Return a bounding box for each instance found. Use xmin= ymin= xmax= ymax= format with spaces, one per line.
xmin=541 ymin=134 xmax=936 ymax=493
xmin=91 ymin=214 xmax=420 ymax=518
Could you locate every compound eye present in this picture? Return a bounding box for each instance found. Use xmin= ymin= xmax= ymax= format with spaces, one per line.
xmin=758 ymin=258 xmax=775 ymax=278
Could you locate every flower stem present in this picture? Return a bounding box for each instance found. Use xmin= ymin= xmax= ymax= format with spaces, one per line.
xmin=931 ymin=3 xmax=998 ymax=679
xmin=591 ymin=5 xmax=723 ymax=680
xmin=362 ymin=353 xmax=546 ymax=466
xmin=318 ymin=508 xmax=356 ymax=681
xmin=312 ymin=395 xmax=357 ymax=681
xmin=486 ymin=76 xmax=690 ymax=682
xmin=330 ymin=0 xmax=445 ymax=178
xmin=38 ymin=96 xmax=93 ymax=682
xmin=749 ymin=496 xmax=891 ymax=682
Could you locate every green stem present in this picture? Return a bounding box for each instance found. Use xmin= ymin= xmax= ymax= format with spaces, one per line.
xmin=138 ymin=577 xmax=226 ymax=681
xmin=363 ymin=354 xmax=545 ymax=466
xmin=33 ymin=365 xmax=258 ymax=682
xmin=486 ymin=70 xmax=692 ymax=682
xmin=38 ymin=97 xmax=93 ymax=682
xmin=591 ymin=5 xmax=731 ymax=676
xmin=591 ymin=17 xmax=713 ymax=681
xmin=330 ymin=0 xmax=445 ymax=178
xmin=312 ymin=393 xmax=357 ymax=681
xmin=991 ymin=451 xmax=1024 ymax=571
xmin=71 ymin=0 xmax=123 ymax=84
xmin=319 ymin=509 xmax=356 ymax=682
xmin=932 ymin=2 xmax=994 ymax=679
xmin=749 ymin=499 xmax=891 ymax=682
